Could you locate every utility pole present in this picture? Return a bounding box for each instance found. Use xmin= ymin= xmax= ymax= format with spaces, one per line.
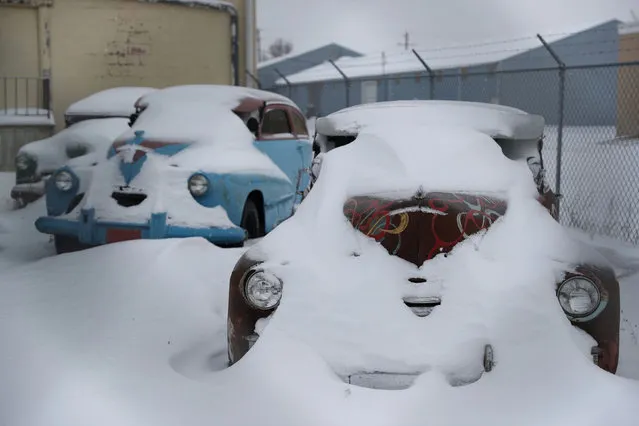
xmin=257 ymin=28 xmax=263 ymax=62
xmin=398 ymin=31 xmax=415 ymax=51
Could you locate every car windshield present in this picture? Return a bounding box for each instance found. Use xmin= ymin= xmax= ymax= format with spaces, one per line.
xmin=1 ymin=2 xmax=638 ymax=426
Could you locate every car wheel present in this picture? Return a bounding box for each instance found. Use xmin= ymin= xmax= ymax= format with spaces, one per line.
xmin=54 ymin=235 xmax=92 ymax=255
xmin=240 ymin=198 xmax=264 ymax=240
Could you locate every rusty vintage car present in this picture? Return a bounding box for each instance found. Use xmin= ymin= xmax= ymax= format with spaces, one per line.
xmin=227 ymin=101 xmax=620 ymax=386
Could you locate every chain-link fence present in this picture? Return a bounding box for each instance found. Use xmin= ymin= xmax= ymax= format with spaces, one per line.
xmin=277 ymin=61 xmax=639 ymax=244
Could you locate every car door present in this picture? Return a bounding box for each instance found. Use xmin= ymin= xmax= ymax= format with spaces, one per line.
xmin=254 ymin=104 xmax=312 ymax=202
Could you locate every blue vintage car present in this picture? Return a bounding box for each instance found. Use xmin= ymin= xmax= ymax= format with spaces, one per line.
xmin=35 ymin=85 xmax=313 ymax=253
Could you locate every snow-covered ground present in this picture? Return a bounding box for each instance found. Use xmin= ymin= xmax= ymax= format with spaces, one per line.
xmin=0 ymin=168 xmax=638 ymax=425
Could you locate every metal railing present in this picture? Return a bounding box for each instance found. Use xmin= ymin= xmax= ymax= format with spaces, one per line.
xmin=0 ymin=77 xmax=51 ymax=118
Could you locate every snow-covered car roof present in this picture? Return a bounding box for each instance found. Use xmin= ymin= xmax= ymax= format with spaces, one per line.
xmin=316 ymin=100 xmax=545 ymax=141
xmin=65 ymin=87 xmax=158 ymax=118
xmin=135 ymin=84 xmax=300 ymax=112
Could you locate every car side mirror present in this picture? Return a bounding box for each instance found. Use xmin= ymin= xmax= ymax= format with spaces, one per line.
xmin=247 ymin=117 xmax=259 ymax=135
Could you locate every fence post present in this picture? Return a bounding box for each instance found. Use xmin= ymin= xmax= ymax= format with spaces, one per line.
xmin=412 ymin=49 xmax=435 ymax=99
xmin=246 ymin=70 xmax=262 ymax=89
xmin=273 ymin=68 xmax=292 ymax=97
xmin=328 ymin=59 xmax=350 ymax=107
xmin=537 ymin=34 xmax=566 ymax=219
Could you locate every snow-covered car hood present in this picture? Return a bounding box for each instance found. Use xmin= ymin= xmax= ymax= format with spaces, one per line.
xmin=241 ymin=123 xmax=606 ymax=378
xmin=17 ymin=118 xmax=130 ymax=175
xmin=60 ymin=106 xmax=289 ymax=227
xmin=112 ymin=101 xmax=289 ymax=177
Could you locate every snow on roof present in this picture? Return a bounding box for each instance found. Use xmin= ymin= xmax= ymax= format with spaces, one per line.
xmin=619 ymin=21 xmax=639 ymax=35
xmin=65 ymin=87 xmax=157 ymax=118
xmin=0 ymin=109 xmax=55 ymax=127
xmin=276 ymin=36 xmax=565 ymax=85
xmin=316 ymin=100 xmax=545 ymax=141
xmin=258 ymin=43 xmax=361 ymax=69
xmin=137 ymin=84 xmax=299 ymax=110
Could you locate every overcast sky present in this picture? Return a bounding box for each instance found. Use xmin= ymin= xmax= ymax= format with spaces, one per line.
xmin=257 ymin=0 xmax=638 ymax=56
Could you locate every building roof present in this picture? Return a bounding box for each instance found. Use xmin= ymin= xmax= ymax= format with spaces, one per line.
xmin=619 ymin=20 xmax=639 ymax=35
xmin=274 ymin=35 xmax=571 ymax=85
xmin=258 ymin=43 xmax=362 ymax=69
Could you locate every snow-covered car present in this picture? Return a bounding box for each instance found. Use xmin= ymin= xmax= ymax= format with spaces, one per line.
xmin=11 ymin=87 xmax=156 ymax=205
xmin=227 ymin=101 xmax=620 ymax=389
xmin=35 ymin=85 xmax=313 ymax=254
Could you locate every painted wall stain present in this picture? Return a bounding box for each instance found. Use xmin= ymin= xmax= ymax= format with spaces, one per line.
xmin=105 ymin=16 xmax=152 ymax=77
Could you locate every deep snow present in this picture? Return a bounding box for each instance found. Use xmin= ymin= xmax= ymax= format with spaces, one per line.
xmin=0 ymin=171 xmax=638 ymax=425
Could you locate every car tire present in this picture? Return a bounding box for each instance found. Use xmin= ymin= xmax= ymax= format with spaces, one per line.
xmin=54 ymin=235 xmax=93 ymax=255
xmin=240 ymin=198 xmax=264 ymax=240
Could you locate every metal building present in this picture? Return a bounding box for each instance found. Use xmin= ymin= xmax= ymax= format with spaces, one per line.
xmin=269 ymin=20 xmax=625 ymax=125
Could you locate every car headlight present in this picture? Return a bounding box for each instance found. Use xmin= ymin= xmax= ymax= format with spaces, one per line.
xmin=15 ymin=154 xmax=31 ymax=171
xmin=557 ymin=276 xmax=601 ymax=317
xmin=243 ymin=270 xmax=283 ymax=310
xmin=188 ymin=174 xmax=209 ymax=197
xmin=54 ymin=170 xmax=74 ymax=192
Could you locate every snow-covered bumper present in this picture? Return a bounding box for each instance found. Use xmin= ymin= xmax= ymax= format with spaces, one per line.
xmin=35 ymin=208 xmax=247 ymax=246
xmin=10 ymin=180 xmax=46 ymax=203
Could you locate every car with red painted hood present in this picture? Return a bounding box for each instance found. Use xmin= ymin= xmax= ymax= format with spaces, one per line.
xmin=227 ymin=101 xmax=620 ymax=389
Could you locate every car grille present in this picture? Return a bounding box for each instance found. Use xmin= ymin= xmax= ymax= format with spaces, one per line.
xmin=403 ymin=296 xmax=441 ymax=317
xmin=111 ymin=192 xmax=147 ymax=207
xmin=66 ymin=193 xmax=84 ymax=214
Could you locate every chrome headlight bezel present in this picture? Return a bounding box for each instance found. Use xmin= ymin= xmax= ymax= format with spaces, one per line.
xmin=188 ymin=173 xmax=209 ymax=197
xmin=242 ymin=268 xmax=283 ymax=311
xmin=557 ymin=276 xmax=601 ymax=318
xmin=54 ymin=170 xmax=74 ymax=192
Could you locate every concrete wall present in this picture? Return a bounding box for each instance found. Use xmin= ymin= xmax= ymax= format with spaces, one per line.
xmin=0 ymin=0 xmax=255 ymax=131
xmin=47 ymin=0 xmax=251 ymax=131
